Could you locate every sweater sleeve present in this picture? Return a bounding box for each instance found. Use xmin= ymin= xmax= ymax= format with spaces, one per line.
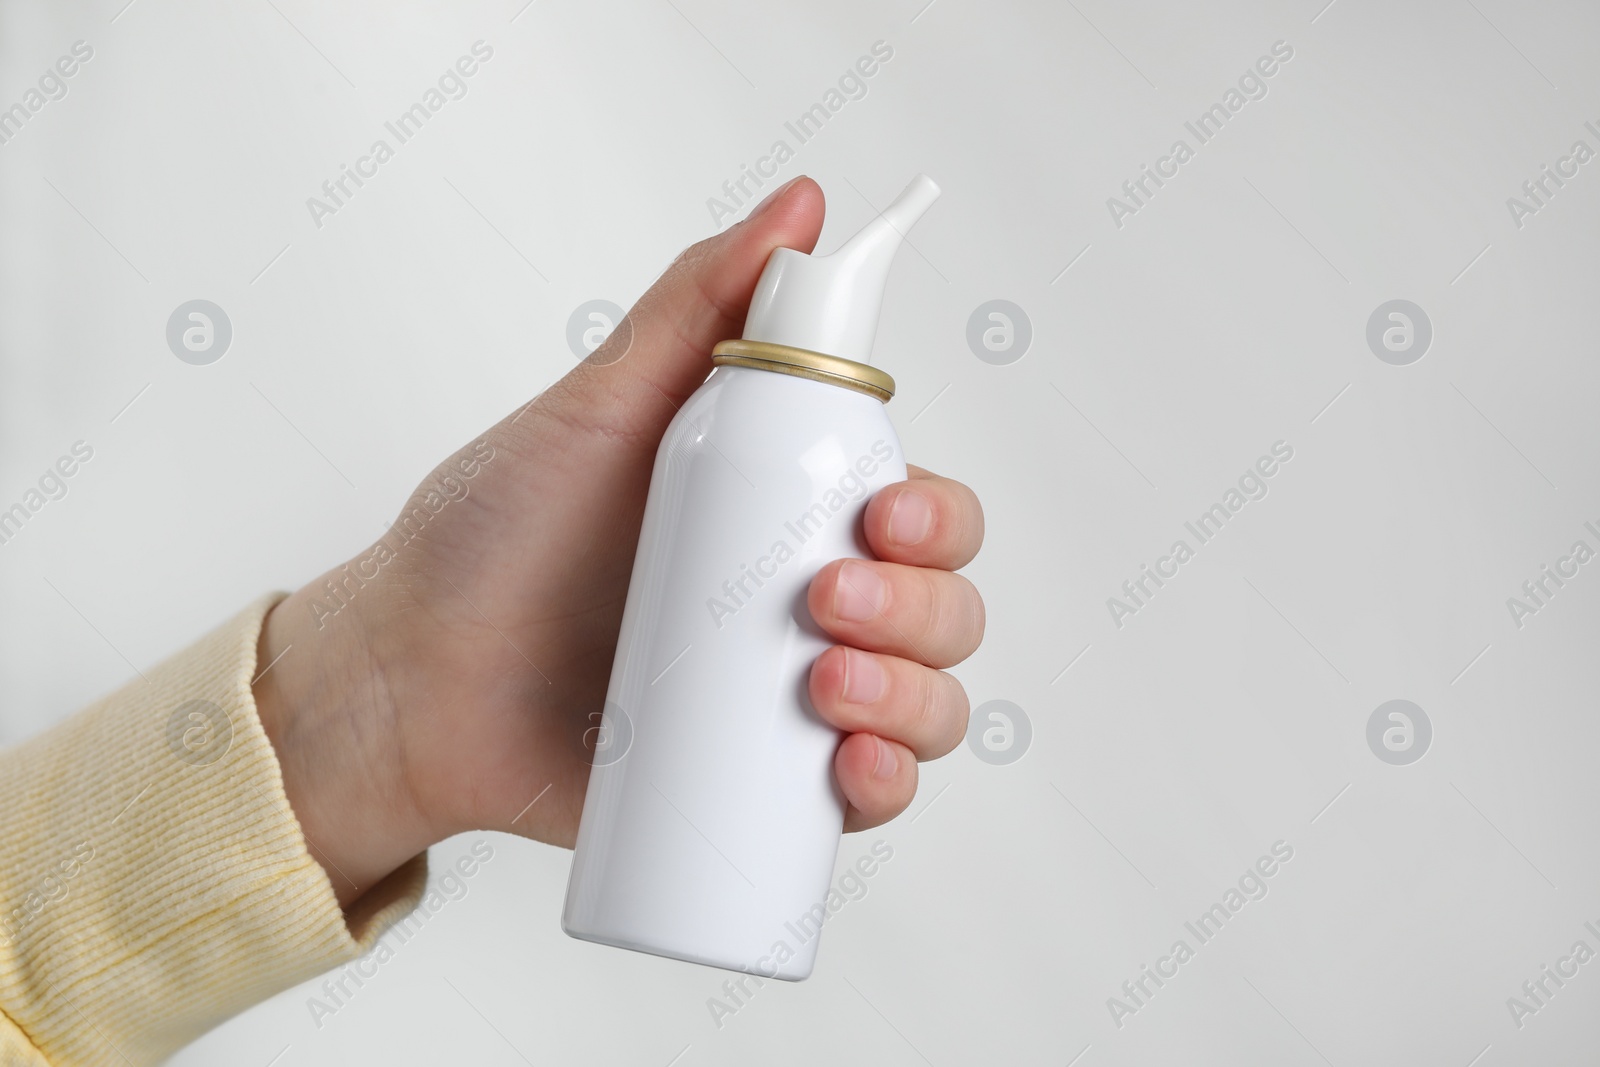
xmin=0 ymin=593 xmax=429 ymax=1066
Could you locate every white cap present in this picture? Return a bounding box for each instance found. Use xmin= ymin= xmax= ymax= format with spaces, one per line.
xmin=740 ymin=175 xmax=941 ymax=363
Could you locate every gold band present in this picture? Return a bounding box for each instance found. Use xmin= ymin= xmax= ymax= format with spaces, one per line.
xmin=711 ymin=339 xmax=895 ymax=403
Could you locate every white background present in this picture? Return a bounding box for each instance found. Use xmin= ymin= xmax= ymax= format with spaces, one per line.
xmin=3 ymin=0 xmax=1600 ymax=1063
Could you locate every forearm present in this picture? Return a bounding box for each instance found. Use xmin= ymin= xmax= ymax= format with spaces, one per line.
xmin=0 ymin=596 xmax=426 ymax=1066
xmin=253 ymin=580 xmax=438 ymax=909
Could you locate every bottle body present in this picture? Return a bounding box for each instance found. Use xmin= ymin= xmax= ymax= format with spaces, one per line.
xmin=562 ymin=364 xmax=906 ymax=980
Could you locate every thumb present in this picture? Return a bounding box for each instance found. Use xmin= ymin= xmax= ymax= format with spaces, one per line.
xmin=546 ymin=176 xmax=825 ymax=441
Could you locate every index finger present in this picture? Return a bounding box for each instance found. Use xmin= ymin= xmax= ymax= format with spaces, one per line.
xmin=863 ymin=465 xmax=984 ymax=570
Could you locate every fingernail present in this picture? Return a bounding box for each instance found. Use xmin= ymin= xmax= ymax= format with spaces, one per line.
xmin=834 ymin=562 xmax=886 ymax=623
xmin=747 ymin=176 xmax=801 ymax=221
xmin=841 ymin=648 xmax=887 ymax=704
xmin=871 ymin=736 xmax=898 ymax=781
xmin=886 ymin=489 xmax=933 ymax=547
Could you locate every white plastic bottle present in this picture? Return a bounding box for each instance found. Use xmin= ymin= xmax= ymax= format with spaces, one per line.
xmin=563 ymin=175 xmax=941 ymax=980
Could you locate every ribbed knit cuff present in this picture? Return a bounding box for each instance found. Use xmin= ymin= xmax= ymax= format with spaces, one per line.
xmin=0 ymin=593 xmax=428 ymax=1066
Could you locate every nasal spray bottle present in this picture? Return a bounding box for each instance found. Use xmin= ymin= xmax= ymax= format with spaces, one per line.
xmin=563 ymin=175 xmax=941 ymax=980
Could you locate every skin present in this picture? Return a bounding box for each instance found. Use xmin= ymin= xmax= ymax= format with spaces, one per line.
xmin=252 ymin=176 xmax=986 ymax=909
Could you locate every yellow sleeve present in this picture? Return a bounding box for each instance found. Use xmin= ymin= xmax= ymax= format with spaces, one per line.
xmin=0 ymin=594 xmax=428 ymax=1066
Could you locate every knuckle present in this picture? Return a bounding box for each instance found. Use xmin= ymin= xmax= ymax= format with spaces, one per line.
xmin=962 ymin=481 xmax=986 ymax=534
xmin=678 ymin=236 xmax=717 ymax=269
xmin=941 ymin=673 xmax=971 ymax=755
xmin=966 ymin=577 xmax=987 ymax=648
xmin=943 ymin=481 xmax=985 ymax=562
xmin=912 ymin=569 xmax=983 ymax=667
xmin=916 ymin=668 xmax=967 ymax=759
xmin=915 ymin=568 xmax=952 ymax=663
xmin=909 ymin=663 xmax=941 ymax=743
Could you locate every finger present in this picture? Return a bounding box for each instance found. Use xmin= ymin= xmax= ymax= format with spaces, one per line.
xmin=808 ymin=559 xmax=985 ymax=669
xmin=835 ymin=732 xmax=918 ymax=833
xmin=863 ymin=466 xmax=984 ymax=570
xmin=809 ymin=646 xmax=968 ymax=761
xmin=549 ymin=176 xmax=825 ymax=440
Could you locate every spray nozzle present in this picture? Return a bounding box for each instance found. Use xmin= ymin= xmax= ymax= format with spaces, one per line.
xmin=740 ymin=175 xmax=941 ymax=364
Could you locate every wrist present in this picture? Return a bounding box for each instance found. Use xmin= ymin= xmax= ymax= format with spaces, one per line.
xmin=253 ymin=579 xmax=438 ymax=908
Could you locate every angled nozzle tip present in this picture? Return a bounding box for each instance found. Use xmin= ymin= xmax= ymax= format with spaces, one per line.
xmin=879 ymin=173 xmax=942 ymax=240
xmin=739 ymin=174 xmax=941 ymax=365
xmin=833 ymin=174 xmax=942 ymax=269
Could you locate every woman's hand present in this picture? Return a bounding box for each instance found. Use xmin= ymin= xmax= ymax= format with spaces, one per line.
xmin=252 ymin=177 xmax=986 ymax=907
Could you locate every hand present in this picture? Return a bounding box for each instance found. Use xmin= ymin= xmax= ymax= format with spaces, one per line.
xmin=252 ymin=177 xmax=986 ymax=908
